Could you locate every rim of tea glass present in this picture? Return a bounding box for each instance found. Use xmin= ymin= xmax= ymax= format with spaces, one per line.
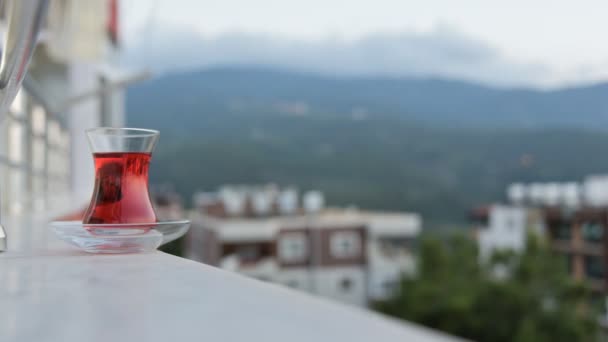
xmin=85 ymin=127 xmax=159 ymax=137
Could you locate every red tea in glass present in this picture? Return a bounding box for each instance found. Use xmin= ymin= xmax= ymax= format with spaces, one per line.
xmin=83 ymin=152 xmax=156 ymax=224
xmin=83 ymin=128 xmax=159 ymax=225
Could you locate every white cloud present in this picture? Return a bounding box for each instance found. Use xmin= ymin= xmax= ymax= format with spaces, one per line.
xmin=119 ymin=25 xmax=557 ymax=88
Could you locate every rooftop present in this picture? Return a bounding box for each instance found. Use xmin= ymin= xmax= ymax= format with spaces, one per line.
xmin=194 ymin=208 xmax=421 ymax=242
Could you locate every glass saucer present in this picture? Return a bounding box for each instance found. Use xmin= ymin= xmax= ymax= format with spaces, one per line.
xmin=49 ymin=220 xmax=190 ymax=254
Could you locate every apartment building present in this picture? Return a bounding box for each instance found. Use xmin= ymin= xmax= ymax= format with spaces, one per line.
xmin=186 ymin=185 xmax=421 ymax=307
xmin=544 ymin=207 xmax=606 ymax=292
xmin=470 ymin=205 xmax=545 ymax=262
xmin=475 ymin=176 xmax=608 ymax=293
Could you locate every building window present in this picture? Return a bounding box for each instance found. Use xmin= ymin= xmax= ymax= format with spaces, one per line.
xmin=330 ymin=231 xmax=361 ymax=259
xmin=8 ymin=121 xmax=24 ymax=163
xmin=31 ymin=105 xmax=45 ymax=135
xmin=0 ymin=88 xmax=71 ymax=215
xmin=504 ymin=216 xmax=516 ymax=232
xmin=555 ymin=223 xmax=572 ymax=240
xmin=340 ymin=278 xmax=353 ymax=292
xmin=584 ymin=256 xmax=604 ymax=279
xmin=379 ymin=237 xmax=413 ymax=257
xmin=581 ymin=222 xmax=603 ymax=243
xmin=236 ymin=245 xmax=260 ymax=263
xmin=278 ymin=233 xmax=308 ymax=263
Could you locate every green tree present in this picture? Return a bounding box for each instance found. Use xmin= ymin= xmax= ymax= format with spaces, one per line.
xmin=374 ymin=234 xmax=598 ymax=342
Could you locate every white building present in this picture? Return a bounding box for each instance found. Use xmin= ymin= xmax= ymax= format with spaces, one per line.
xmin=476 ymin=205 xmax=529 ymax=261
xmin=365 ymin=212 xmax=420 ymax=301
xmin=0 ymin=0 xmax=133 ymax=218
xmin=187 ymin=186 xmax=421 ymax=307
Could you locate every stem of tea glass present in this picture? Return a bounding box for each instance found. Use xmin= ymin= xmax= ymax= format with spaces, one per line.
xmin=0 ymin=0 xmax=50 ymax=252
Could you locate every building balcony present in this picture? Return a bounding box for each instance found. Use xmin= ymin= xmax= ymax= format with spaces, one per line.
xmin=0 ymin=210 xmax=467 ymax=342
xmin=551 ymin=239 xmax=573 ymax=253
xmin=551 ymin=239 xmax=603 ymax=256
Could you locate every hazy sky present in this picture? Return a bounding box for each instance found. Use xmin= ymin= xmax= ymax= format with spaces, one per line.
xmin=121 ymin=0 xmax=608 ymax=87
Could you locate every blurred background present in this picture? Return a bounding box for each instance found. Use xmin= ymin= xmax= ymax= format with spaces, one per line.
xmin=7 ymin=0 xmax=608 ymax=341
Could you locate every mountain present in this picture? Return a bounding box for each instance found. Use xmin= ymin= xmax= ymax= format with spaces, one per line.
xmin=126 ymin=68 xmax=608 ymax=224
xmin=127 ymin=67 xmax=608 ymax=130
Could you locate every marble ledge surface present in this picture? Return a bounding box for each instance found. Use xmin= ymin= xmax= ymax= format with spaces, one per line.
xmin=0 ymin=214 xmax=467 ymax=342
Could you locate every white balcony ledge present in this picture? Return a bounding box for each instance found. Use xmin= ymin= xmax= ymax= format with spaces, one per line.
xmin=0 ymin=213 xmax=467 ymax=342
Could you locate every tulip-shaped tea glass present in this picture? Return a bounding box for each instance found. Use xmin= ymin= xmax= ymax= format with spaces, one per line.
xmin=83 ymin=128 xmax=159 ymax=225
xmin=50 ymin=128 xmax=190 ymax=253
